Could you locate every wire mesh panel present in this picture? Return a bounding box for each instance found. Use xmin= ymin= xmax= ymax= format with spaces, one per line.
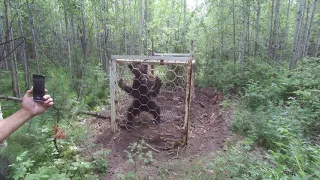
xmin=110 ymin=55 xmax=194 ymax=147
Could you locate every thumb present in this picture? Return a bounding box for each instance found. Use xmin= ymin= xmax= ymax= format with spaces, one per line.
xmin=24 ymin=87 xmax=33 ymax=97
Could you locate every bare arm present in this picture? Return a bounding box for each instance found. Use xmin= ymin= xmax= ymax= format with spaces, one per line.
xmin=0 ymin=87 xmax=54 ymax=142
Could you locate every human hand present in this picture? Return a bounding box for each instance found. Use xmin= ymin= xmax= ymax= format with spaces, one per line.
xmin=21 ymin=87 xmax=54 ymax=117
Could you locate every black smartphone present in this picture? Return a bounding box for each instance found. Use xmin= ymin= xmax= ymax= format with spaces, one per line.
xmin=33 ymin=74 xmax=45 ymax=102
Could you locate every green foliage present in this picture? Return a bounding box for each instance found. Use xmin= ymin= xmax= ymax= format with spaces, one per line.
xmin=8 ymin=150 xmax=102 ymax=180
xmin=115 ymin=140 xmax=153 ymax=179
xmin=197 ymin=58 xmax=280 ymax=94
xmin=124 ymin=139 xmax=153 ymax=166
xmin=230 ymin=58 xmax=320 ymax=178
xmin=80 ymin=64 xmax=110 ymax=110
xmin=205 ymin=147 xmax=268 ymax=179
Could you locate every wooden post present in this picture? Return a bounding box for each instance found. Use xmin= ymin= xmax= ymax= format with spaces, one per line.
xmin=109 ymin=58 xmax=118 ymax=132
xmin=183 ymin=59 xmax=193 ymax=145
xmin=190 ymin=41 xmax=196 ymax=99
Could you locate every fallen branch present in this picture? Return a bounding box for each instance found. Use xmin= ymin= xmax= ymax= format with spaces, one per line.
xmin=79 ymin=110 xmax=110 ymax=119
xmin=0 ymin=95 xmax=110 ymax=119
xmin=145 ymin=143 xmax=161 ymax=153
xmin=0 ymin=95 xmax=22 ymax=102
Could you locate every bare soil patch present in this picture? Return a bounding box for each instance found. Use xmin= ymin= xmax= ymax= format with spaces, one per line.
xmin=86 ymin=87 xmax=231 ymax=179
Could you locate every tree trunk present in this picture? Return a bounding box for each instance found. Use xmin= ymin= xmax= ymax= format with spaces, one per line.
xmin=290 ymin=0 xmax=306 ymax=70
xmin=271 ymin=0 xmax=280 ymax=61
xmin=78 ymin=0 xmax=88 ymax=100
xmin=139 ymin=0 xmax=143 ymax=55
xmin=129 ymin=0 xmax=134 ymax=54
xmin=183 ymin=0 xmax=186 ymax=53
xmin=254 ymin=0 xmax=261 ymax=57
xmin=303 ymin=0 xmax=317 ymax=57
xmin=64 ymin=0 xmax=72 ymax=84
xmin=102 ymin=0 xmax=109 ymax=71
xmin=26 ymin=0 xmax=40 ymax=74
xmin=282 ymin=0 xmax=291 ymax=60
xmin=123 ymin=0 xmax=128 ymax=55
xmin=315 ymin=32 xmax=320 ymax=57
xmin=4 ymin=0 xmax=20 ymax=97
xmin=17 ymin=0 xmax=30 ymax=89
xmin=268 ymin=0 xmax=275 ymax=61
xmin=238 ymin=0 xmax=247 ymax=63
xmin=246 ymin=0 xmax=250 ymax=57
xmin=144 ymin=0 xmax=148 ymax=54
xmin=232 ymin=0 xmax=236 ymax=63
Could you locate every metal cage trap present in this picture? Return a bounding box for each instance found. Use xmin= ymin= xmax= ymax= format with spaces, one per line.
xmin=109 ymin=53 xmax=195 ymax=146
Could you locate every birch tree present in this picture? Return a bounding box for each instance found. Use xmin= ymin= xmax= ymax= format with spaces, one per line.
xmin=4 ymin=0 xmax=20 ymax=97
xmin=290 ymin=0 xmax=306 ymax=70
xmin=303 ymin=0 xmax=317 ymax=57
xmin=26 ymin=0 xmax=40 ymax=74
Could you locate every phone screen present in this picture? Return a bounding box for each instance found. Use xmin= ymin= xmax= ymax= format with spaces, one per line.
xmin=33 ymin=74 xmax=45 ymax=102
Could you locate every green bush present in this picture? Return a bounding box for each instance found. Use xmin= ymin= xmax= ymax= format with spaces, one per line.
xmin=196 ymin=58 xmax=280 ymax=94
xmin=230 ymin=58 xmax=320 ymax=178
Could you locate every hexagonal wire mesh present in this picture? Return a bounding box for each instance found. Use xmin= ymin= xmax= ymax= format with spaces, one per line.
xmin=109 ymin=55 xmax=194 ymax=146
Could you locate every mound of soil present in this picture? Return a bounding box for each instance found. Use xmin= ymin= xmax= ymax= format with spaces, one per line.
xmin=86 ymin=87 xmax=230 ymax=179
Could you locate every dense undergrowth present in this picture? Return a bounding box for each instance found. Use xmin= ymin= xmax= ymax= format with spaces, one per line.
xmin=0 ymin=65 xmax=110 ymax=179
xmin=185 ymin=58 xmax=320 ymax=179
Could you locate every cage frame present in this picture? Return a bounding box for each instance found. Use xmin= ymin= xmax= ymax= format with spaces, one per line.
xmin=109 ymin=53 xmax=195 ymax=145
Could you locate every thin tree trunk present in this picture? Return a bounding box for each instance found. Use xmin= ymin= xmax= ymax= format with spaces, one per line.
xmin=268 ymin=0 xmax=275 ymax=61
xmin=254 ymin=0 xmax=261 ymax=57
xmin=303 ymin=0 xmax=317 ymax=57
xmin=123 ymin=0 xmax=128 ymax=55
xmin=290 ymin=0 xmax=306 ymax=70
xmin=271 ymin=0 xmax=280 ymax=61
xmin=183 ymin=0 xmax=186 ymax=53
xmin=139 ymin=0 xmax=143 ymax=55
xmin=299 ymin=0 xmax=310 ymax=58
xmin=58 ymin=19 xmax=64 ymax=63
xmin=10 ymin=30 xmax=20 ymax=97
xmin=315 ymin=32 xmax=320 ymax=57
xmin=26 ymin=0 xmax=40 ymax=74
xmin=4 ymin=0 xmax=20 ymax=97
xmin=94 ymin=3 xmax=103 ymax=65
xmin=246 ymin=0 xmax=250 ymax=57
xmin=129 ymin=0 xmax=134 ymax=54
xmin=77 ymin=0 xmax=88 ymax=100
xmin=282 ymin=0 xmax=291 ymax=60
xmin=102 ymin=0 xmax=109 ymax=71
xmin=239 ymin=0 xmax=247 ymax=63
xmin=0 ymin=11 xmax=4 ymax=70
xmin=17 ymin=0 xmax=30 ymax=89
xmin=144 ymin=0 xmax=148 ymax=54
xmin=64 ymin=0 xmax=72 ymax=83
xmin=232 ymin=0 xmax=236 ymax=63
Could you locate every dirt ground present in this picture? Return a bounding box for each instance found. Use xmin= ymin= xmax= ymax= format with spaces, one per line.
xmin=86 ymin=87 xmax=231 ymax=179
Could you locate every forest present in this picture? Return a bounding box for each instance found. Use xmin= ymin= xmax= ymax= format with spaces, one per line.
xmin=0 ymin=0 xmax=319 ymax=179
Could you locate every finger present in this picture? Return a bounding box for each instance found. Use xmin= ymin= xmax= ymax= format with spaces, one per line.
xmin=43 ymin=99 xmax=54 ymax=107
xmin=24 ymin=87 xmax=33 ymax=97
xmin=43 ymin=101 xmax=54 ymax=107
xmin=43 ymin=94 xmax=51 ymax=100
xmin=43 ymin=97 xmax=53 ymax=104
xmin=45 ymin=89 xmax=48 ymax=93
